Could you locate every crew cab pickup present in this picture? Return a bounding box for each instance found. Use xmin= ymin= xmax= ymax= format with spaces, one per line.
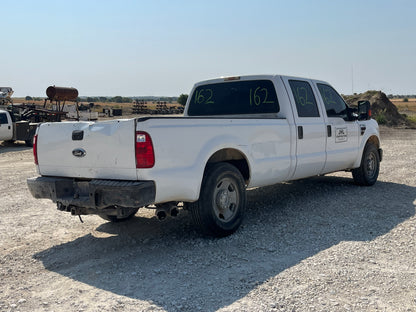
xmin=0 ymin=109 xmax=37 ymax=146
xmin=27 ymin=75 xmax=382 ymax=237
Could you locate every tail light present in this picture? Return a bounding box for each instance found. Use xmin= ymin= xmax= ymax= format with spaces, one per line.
xmin=135 ymin=131 xmax=155 ymax=168
xmin=33 ymin=134 xmax=38 ymax=165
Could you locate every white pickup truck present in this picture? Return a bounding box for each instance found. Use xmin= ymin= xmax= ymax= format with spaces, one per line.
xmin=27 ymin=75 xmax=382 ymax=237
xmin=0 ymin=109 xmax=37 ymax=146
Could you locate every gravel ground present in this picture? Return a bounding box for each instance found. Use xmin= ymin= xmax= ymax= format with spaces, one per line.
xmin=0 ymin=127 xmax=415 ymax=312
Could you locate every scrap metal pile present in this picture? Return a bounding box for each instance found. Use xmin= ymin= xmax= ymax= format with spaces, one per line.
xmin=0 ymin=87 xmax=14 ymax=105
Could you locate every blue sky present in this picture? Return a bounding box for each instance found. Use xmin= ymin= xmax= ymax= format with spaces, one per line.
xmin=1 ymin=0 xmax=415 ymax=97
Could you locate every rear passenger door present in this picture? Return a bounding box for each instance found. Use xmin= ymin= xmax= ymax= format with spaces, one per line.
xmin=283 ymin=78 xmax=327 ymax=179
xmin=314 ymin=83 xmax=360 ymax=173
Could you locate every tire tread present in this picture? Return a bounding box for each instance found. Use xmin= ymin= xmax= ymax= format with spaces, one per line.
xmin=352 ymin=143 xmax=380 ymax=186
xmin=189 ymin=162 xmax=246 ymax=237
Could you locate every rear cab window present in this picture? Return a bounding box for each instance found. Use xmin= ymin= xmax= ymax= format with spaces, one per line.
xmin=187 ymin=80 xmax=279 ymax=116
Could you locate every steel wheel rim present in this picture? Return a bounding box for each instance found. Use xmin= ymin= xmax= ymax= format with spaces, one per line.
xmin=213 ymin=177 xmax=239 ymax=222
xmin=366 ymin=151 xmax=377 ymax=178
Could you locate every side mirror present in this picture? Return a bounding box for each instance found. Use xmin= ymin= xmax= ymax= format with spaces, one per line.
xmin=346 ymin=106 xmax=358 ymax=120
xmin=357 ymin=100 xmax=371 ymax=120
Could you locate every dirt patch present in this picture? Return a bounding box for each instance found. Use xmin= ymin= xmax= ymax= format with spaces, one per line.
xmin=344 ymin=91 xmax=415 ymax=127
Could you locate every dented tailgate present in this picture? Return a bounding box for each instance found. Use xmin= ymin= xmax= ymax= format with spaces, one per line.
xmin=36 ymin=119 xmax=137 ymax=180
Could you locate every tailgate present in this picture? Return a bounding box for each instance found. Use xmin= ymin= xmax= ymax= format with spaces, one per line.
xmin=37 ymin=119 xmax=137 ymax=180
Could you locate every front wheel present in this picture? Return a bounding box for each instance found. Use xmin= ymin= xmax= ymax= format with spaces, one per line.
xmin=189 ymin=162 xmax=246 ymax=237
xmin=352 ymin=143 xmax=380 ymax=186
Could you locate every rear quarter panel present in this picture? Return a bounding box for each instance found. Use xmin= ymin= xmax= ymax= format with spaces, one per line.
xmin=137 ymin=117 xmax=292 ymax=203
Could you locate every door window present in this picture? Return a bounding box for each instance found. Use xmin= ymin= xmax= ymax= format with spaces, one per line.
xmin=289 ymin=80 xmax=320 ymax=117
xmin=317 ymin=84 xmax=349 ymax=120
xmin=0 ymin=113 xmax=8 ymax=124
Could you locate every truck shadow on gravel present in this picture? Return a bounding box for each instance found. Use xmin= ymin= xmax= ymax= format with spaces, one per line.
xmin=0 ymin=141 xmax=32 ymax=153
xmin=34 ymin=176 xmax=415 ymax=311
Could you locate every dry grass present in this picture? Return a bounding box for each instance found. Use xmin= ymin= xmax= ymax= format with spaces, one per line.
xmin=391 ymin=98 xmax=416 ymax=111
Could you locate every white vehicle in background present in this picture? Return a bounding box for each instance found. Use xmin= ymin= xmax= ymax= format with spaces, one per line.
xmin=27 ymin=75 xmax=382 ymax=237
xmin=0 ymin=109 xmax=37 ymax=146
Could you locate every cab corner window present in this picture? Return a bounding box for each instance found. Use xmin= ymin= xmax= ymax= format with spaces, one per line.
xmin=289 ymin=80 xmax=320 ymax=118
xmin=317 ymin=84 xmax=349 ymax=120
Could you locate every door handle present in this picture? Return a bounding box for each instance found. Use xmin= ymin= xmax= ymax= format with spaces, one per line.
xmin=298 ymin=126 xmax=303 ymax=140
xmin=327 ymin=125 xmax=332 ymax=137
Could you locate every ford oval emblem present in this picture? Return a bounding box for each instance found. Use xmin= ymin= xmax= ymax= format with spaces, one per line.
xmin=72 ymin=148 xmax=86 ymax=158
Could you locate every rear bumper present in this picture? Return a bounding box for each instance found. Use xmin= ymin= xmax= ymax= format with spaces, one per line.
xmin=27 ymin=176 xmax=155 ymax=209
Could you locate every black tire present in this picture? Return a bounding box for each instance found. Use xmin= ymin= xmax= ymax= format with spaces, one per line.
xmin=189 ymin=162 xmax=246 ymax=237
xmin=352 ymin=143 xmax=380 ymax=186
xmin=98 ymin=208 xmax=138 ymax=222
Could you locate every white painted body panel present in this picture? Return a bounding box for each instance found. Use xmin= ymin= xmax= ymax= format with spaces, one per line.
xmin=34 ymin=74 xmax=381 ymax=206
xmin=136 ymin=117 xmax=292 ymax=202
xmin=0 ymin=110 xmax=13 ymax=141
xmin=353 ymin=119 xmax=380 ymax=168
xmin=279 ymin=77 xmax=327 ymax=179
xmin=36 ymin=119 xmax=137 ymax=180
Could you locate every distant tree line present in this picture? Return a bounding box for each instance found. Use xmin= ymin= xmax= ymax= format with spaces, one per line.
xmin=84 ymin=96 xmax=133 ymax=103
xmin=387 ymin=94 xmax=416 ymax=99
xmin=83 ymin=96 xmax=179 ymax=104
xmin=25 ymin=96 xmax=43 ymax=101
xmin=177 ymin=94 xmax=188 ymax=106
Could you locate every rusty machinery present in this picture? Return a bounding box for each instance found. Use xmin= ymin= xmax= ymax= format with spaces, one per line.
xmin=44 ymin=86 xmax=79 ymax=121
xmin=3 ymin=86 xmax=75 ymax=123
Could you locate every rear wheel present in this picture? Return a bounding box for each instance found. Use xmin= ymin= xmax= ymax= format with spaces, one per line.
xmin=189 ymin=162 xmax=246 ymax=237
xmin=98 ymin=208 xmax=138 ymax=222
xmin=352 ymin=143 xmax=380 ymax=186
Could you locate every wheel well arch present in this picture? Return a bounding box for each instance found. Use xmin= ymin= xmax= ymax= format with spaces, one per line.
xmin=205 ymin=148 xmax=250 ymax=184
xmin=354 ymin=134 xmax=382 ymax=169
xmin=367 ymin=135 xmax=380 ymax=148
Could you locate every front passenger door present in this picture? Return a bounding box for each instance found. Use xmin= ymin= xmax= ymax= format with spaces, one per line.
xmin=316 ymin=83 xmax=360 ymax=173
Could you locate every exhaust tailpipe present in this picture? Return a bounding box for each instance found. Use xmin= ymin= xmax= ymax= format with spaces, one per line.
xmin=155 ymin=203 xmax=180 ymax=220
xmin=156 ymin=209 xmax=167 ymax=221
